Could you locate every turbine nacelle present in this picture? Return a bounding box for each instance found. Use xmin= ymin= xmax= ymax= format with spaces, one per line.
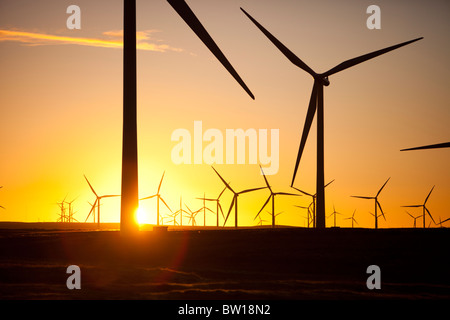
xmin=321 ymin=76 xmax=330 ymax=86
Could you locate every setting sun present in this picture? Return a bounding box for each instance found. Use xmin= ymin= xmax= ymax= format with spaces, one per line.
xmin=136 ymin=207 xmax=149 ymax=225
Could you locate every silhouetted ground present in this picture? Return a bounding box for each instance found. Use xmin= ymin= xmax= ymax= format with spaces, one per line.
xmin=0 ymin=223 xmax=449 ymax=299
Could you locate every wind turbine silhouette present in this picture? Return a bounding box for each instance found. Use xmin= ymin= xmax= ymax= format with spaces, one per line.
xmin=212 ymin=166 xmax=266 ymax=227
xmin=196 ymin=193 xmax=215 ymax=227
xmin=173 ymin=196 xmax=188 ymax=226
xmin=436 ymin=217 xmax=450 ymax=228
xmin=241 ymin=7 xmax=422 ymax=229
xmin=291 ymin=179 xmax=334 ymax=228
xmin=184 ymin=204 xmax=201 ymax=227
xmin=405 ymin=211 xmax=422 ymax=228
xmin=351 ymin=178 xmax=390 ymax=229
xmin=401 ymin=186 xmax=436 ymax=228
xmin=255 ymin=165 xmax=300 ymax=228
xmin=401 ymin=142 xmax=450 ymax=151
xmin=295 ymin=204 xmax=312 ymax=228
xmin=120 ymin=1 xmax=254 ymax=234
xmin=84 ymin=175 xmax=120 ymax=227
xmin=140 ymin=172 xmax=172 ymax=227
xmin=200 ymin=187 xmax=227 ymax=227
xmin=345 ymin=210 xmax=358 ymax=228
xmin=328 ymin=205 xmax=342 ymax=228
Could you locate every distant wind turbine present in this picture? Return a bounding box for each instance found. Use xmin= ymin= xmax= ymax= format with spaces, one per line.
xmin=291 ymin=179 xmax=334 ymax=228
xmin=173 ymin=196 xmax=188 ymax=226
xmin=405 ymin=211 xmax=422 ymax=228
xmin=295 ymin=204 xmax=312 ymax=228
xmin=84 ymin=175 xmax=120 ymax=227
xmin=255 ymin=165 xmax=301 ymax=228
xmin=196 ymin=193 xmax=215 ymax=226
xmin=256 ymin=214 xmax=268 ymax=227
xmin=401 ymin=186 xmax=436 ymax=228
xmin=351 ymin=178 xmax=390 ymax=229
xmin=140 ymin=172 xmax=172 ymax=227
xmin=436 ymin=217 xmax=450 ymax=228
xmin=345 ymin=210 xmax=358 ymax=228
xmin=241 ymin=7 xmax=422 ymax=229
xmin=200 ymin=187 xmax=227 ymax=227
xmin=184 ymin=204 xmax=201 ymax=227
xmin=212 ymin=166 xmax=266 ymax=227
xmin=328 ymin=205 xmax=343 ymax=228
xmin=401 ymin=142 xmax=450 ymax=151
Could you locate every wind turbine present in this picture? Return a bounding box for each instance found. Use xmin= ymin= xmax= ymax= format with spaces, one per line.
xmin=405 ymin=211 xmax=422 ymax=228
xmin=328 ymin=205 xmax=343 ymax=228
xmin=65 ymin=197 xmax=79 ymax=223
xmin=401 ymin=186 xmax=436 ymax=228
xmin=56 ymin=196 xmax=67 ymax=222
xmin=291 ymin=179 xmax=334 ymax=228
xmin=200 ymin=187 xmax=227 ymax=227
xmin=351 ymin=177 xmax=390 ymax=229
xmin=212 ymin=166 xmax=266 ymax=228
xmin=265 ymin=210 xmax=284 ymax=227
xmin=140 ymin=172 xmax=172 ymax=227
xmin=345 ymin=210 xmax=358 ymax=228
xmin=295 ymin=204 xmax=312 ymax=228
xmin=196 ymin=193 xmax=215 ymax=227
xmin=241 ymin=7 xmax=422 ymax=229
xmin=120 ymin=1 xmax=254 ymax=235
xmin=436 ymin=217 xmax=450 ymax=228
xmin=401 ymin=142 xmax=450 ymax=151
xmin=85 ymin=175 xmax=120 ymax=228
xmin=173 ymin=196 xmax=188 ymax=226
xmin=184 ymin=204 xmax=201 ymax=227
xmin=255 ymin=165 xmax=300 ymax=228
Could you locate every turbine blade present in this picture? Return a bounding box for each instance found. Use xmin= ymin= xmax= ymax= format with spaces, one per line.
xmin=291 ymin=186 xmax=313 ymax=197
xmin=239 ymin=186 xmax=266 ymax=194
xmin=405 ymin=211 xmax=414 ymax=219
xmin=324 ymin=37 xmax=423 ymax=77
xmin=376 ymin=177 xmax=390 ymax=197
xmin=401 ymin=142 xmax=450 ymax=151
xmin=259 ymin=165 xmax=272 ymax=191
xmin=377 ymin=200 xmax=386 ymax=220
xmin=160 ymin=197 xmax=172 ymax=213
xmin=401 ymin=204 xmax=422 ymax=208
xmin=424 ymin=185 xmax=435 ymax=204
xmin=291 ymin=82 xmax=318 ymax=186
xmin=275 ymin=192 xmax=301 ymax=197
xmin=168 ymin=0 xmax=255 ymax=99
xmin=223 ymin=196 xmax=236 ymax=226
xmin=158 ymin=171 xmax=165 ymax=193
xmin=212 ymin=166 xmax=234 ymax=193
xmin=255 ymin=196 xmax=271 ymax=220
xmin=240 ymin=8 xmax=316 ymax=77
xmin=84 ymin=175 xmax=98 ymax=197
xmin=425 ymin=207 xmax=435 ymax=224
xmin=218 ymin=186 xmax=227 ymax=199
xmin=140 ymin=194 xmax=157 ymax=200
xmin=101 ymin=195 xmax=120 ymax=198
xmin=324 ymin=179 xmax=335 ymax=188
xmin=351 ymin=196 xmax=374 ymax=200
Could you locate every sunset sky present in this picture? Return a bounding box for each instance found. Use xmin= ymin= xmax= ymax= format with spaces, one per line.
xmin=1 ymin=0 xmax=449 ymax=228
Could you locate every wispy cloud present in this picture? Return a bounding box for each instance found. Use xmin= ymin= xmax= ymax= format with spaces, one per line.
xmin=0 ymin=29 xmax=184 ymax=53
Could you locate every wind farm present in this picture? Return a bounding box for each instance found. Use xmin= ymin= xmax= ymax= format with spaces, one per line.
xmin=0 ymin=0 xmax=449 ymax=302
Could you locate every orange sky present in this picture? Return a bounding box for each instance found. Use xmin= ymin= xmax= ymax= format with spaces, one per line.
xmin=0 ymin=0 xmax=449 ymax=228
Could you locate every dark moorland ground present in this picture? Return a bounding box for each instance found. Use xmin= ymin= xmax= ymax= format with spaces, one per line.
xmin=0 ymin=222 xmax=449 ymax=300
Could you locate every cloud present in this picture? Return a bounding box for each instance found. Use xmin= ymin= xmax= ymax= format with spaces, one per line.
xmin=0 ymin=29 xmax=184 ymax=53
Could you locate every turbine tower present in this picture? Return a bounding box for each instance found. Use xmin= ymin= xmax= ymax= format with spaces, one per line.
xmin=120 ymin=0 xmax=253 ymax=235
xmin=241 ymin=7 xmax=422 ymax=228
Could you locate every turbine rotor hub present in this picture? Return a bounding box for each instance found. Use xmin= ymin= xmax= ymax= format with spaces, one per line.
xmin=322 ymin=76 xmax=330 ymax=86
